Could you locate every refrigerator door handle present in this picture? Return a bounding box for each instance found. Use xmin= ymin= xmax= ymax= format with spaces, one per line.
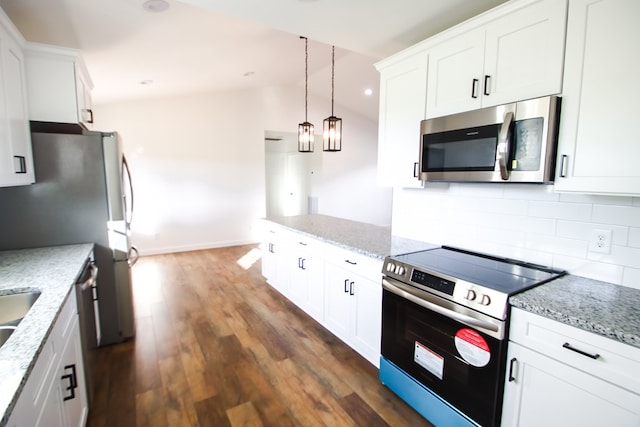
xmin=122 ymin=155 xmax=134 ymax=228
xmin=128 ymin=245 xmax=140 ymax=267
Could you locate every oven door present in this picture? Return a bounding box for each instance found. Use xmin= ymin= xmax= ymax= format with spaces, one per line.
xmin=381 ymin=278 xmax=507 ymax=427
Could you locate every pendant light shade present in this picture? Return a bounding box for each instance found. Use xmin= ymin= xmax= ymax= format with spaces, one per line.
xmin=323 ymin=45 xmax=342 ymax=152
xmin=298 ymin=36 xmax=314 ymax=152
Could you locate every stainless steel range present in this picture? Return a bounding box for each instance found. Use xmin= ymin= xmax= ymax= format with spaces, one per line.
xmin=379 ymin=246 xmax=565 ymax=427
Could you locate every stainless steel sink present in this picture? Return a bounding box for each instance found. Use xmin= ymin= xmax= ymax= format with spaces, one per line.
xmin=0 ymin=291 xmax=41 ymax=348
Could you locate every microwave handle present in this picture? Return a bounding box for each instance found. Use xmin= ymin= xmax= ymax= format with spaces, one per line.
xmin=497 ymin=111 xmax=514 ymax=180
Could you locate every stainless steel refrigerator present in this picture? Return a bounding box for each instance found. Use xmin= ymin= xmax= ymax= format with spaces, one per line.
xmin=0 ymin=126 xmax=137 ymax=346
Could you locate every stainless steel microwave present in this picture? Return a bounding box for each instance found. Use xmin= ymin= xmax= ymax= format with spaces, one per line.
xmin=419 ymin=95 xmax=561 ymax=183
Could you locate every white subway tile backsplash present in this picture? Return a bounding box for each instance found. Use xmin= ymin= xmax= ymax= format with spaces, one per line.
xmin=556 ymin=221 xmax=628 ymax=246
xmin=622 ymin=267 xmax=640 ymax=290
xmin=558 ymin=193 xmax=634 ymax=206
xmin=629 ymin=228 xmax=640 ymax=248
xmin=592 ymin=205 xmax=640 ymax=227
xmin=504 ymin=184 xmax=559 ymax=201
xmin=392 ymin=185 xmax=640 ymax=288
xmin=528 ymin=200 xmax=592 ymax=221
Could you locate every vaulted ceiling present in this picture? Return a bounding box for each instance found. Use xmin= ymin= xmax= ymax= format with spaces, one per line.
xmin=0 ymin=0 xmax=506 ymax=119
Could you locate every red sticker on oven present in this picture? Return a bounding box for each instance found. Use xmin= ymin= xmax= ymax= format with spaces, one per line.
xmin=454 ymin=328 xmax=491 ymax=367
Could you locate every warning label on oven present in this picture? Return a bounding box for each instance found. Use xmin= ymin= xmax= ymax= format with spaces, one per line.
xmin=454 ymin=328 xmax=491 ymax=367
xmin=414 ymin=341 xmax=444 ymax=380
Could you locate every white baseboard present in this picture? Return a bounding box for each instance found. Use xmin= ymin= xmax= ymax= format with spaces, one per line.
xmin=136 ymin=239 xmax=259 ymax=257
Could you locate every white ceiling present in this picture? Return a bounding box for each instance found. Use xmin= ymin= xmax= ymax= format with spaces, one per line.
xmin=0 ymin=0 xmax=506 ymax=120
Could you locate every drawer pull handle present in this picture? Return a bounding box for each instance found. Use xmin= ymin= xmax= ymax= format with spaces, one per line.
xmin=562 ymin=342 xmax=600 ymax=360
xmin=345 ymin=259 xmax=357 ymax=265
xmin=508 ymin=357 xmax=518 ymax=382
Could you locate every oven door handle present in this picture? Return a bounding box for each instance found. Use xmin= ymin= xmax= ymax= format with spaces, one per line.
xmin=382 ymin=278 xmax=501 ymax=335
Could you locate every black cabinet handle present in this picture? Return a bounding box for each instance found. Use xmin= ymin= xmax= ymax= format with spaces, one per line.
xmin=413 ymin=162 xmax=419 ymax=178
xmin=61 ymin=364 xmax=78 ymax=401
xmin=471 ymin=78 xmax=479 ymax=99
xmin=300 ymin=258 xmax=306 ymax=270
xmin=562 ymin=342 xmax=600 ymax=360
xmin=349 ymin=281 xmax=355 ymax=296
xmin=483 ymin=75 xmax=491 ymax=96
xmin=344 ymin=279 xmax=349 ymax=293
xmin=13 ymin=156 xmax=27 ymax=174
xmin=508 ymin=357 xmax=517 ymax=382
xmin=345 ymin=259 xmax=357 ymax=265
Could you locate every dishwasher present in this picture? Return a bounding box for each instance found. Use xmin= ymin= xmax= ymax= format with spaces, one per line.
xmin=75 ymin=257 xmax=100 ymax=405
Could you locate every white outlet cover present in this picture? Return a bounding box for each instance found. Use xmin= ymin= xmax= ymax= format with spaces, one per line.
xmin=589 ymin=229 xmax=612 ymax=254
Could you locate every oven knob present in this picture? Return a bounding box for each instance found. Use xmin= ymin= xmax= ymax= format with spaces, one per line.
xmin=395 ymin=265 xmax=405 ymax=275
xmin=465 ymin=289 xmax=477 ymax=301
xmin=479 ymin=294 xmax=491 ymax=306
xmin=386 ymin=262 xmax=395 ymax=272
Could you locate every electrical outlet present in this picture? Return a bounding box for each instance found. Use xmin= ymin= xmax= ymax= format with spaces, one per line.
xmin=589 ymin=229 xmax=612 ymax=254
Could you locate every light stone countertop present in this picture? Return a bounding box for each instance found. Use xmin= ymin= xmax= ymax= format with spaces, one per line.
xmin=0 ymin=244 xmax=94 ymax=426
xmin=265 ymin=214 xmax=437 ymax=259
xmin=510 ymin=274 xmax=640 ymax=349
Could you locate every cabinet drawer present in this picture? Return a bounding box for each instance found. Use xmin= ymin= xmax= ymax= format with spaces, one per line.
xmin=510 ymin=308 xmax=640 ymax=394
xmin=323 ymin=244 xmax=383 ymax=282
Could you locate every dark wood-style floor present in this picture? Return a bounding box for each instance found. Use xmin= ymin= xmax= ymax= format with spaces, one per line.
xmin=86 ymin=245 xmax=432 ymax=427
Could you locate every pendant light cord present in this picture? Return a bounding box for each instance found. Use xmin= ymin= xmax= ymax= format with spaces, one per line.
xmin=303 ymin=36 xmax=309 ymax=122
xmin=331 ymin=45 xmax=335 ymax=116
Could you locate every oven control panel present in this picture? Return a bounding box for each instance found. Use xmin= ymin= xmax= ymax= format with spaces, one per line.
xmin=383 ymin=259 xmax=509 ymax=320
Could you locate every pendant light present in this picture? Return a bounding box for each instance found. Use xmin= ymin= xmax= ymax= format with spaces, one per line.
xmin=298 ymin=36 xmax=314 ymax=152
xmin=323 ymin=45 xmax=342 ymax=152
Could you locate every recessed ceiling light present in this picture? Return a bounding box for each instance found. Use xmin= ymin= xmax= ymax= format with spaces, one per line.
xmin=143 ymin=0 xmax=169 ymax=13
xmin=364 ymin=88 xmax=373 ymax=96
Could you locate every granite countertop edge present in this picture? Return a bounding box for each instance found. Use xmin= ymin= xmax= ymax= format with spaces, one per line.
xmin=0 ymin=244 xmax=94 ymax=427
xmin=509 ymin=274 xmax=640 ymax=349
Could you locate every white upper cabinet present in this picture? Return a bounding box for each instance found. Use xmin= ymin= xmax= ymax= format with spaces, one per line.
xmin=554 ymin=0 xmax=640 ymax=196
xmin=376 ymin=50 xmax=428 ymax=187
xmin=24 ymin=43 xmax=94 ymax=128
xmin=0 ymin=7 xmax=33 ymax=187
xmin=426 ymin=0 xmax=567 ymax=119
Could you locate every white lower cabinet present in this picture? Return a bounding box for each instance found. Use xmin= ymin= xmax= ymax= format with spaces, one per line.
xmin=501 ymin=308 xmax=640 ymax=427
xmin=323 ymin=248 xmax=383 ymax=367
xmin=7 ymin=291 xmax=88 ymax=427
xmin=260 ymin=221 xmax=383 ymax=367
xmin=287 ymin=234 xmax=324 ymax=323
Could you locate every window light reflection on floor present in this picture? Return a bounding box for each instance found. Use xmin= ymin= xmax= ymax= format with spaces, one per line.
xmin=237 ymin=248 xmax=262 ymax=270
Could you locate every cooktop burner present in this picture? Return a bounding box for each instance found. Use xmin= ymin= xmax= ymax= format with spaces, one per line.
xmin=391 ymin=246 xmax=565 ymax=295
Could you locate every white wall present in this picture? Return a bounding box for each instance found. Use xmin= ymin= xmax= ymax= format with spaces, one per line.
xmin=93 ymin=85 xmax=391 ymax=255
xmin=392 ymin=184 xmax=640 ymax=289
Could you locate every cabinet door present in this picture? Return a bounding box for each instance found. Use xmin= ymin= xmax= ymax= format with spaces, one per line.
xmin=35 ymin=376 xmax=65 ymax=427
xmin=288 ymin=239 xmax=311 ymax=309
xmin=502 ymin=342 xmax=640 ymax=427
xmin=0 ymin=28 xmax=34 ymax=186
xmin=377 ymin=51 xmax=428 ymax=187
xmin=426 ymin=28 xmax=484 ymax=118
xmin=482 ymin=0 xmax=566 ymax=107
xmin=261 ymin=227 xmax=278 ymax=283
xmin=350 ymin=273 xmax=382 ymax=367
xmin=555 ymin=0 xmax=640 ymax=195
xmin=59 ymin=320 xmax=89 ymax=427
xmin=323 ymin=261 xmax=352 ymax=344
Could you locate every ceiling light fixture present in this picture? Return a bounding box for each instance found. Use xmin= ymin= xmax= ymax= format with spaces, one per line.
xmin=323 ymin=45 xmax=342 ymax=152
xmin=143 ymin=0 xmax=170 ymax=13
xmin=298 ymin=36 xmax=314 ymax=153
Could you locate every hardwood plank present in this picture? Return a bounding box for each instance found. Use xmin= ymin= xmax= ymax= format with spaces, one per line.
xmin=339 ymin=392 xmax=390 ymax=427
xmin=135 ymin=388 xmax=168 ymax=427
xmin=226 ymin=401 xmax=264 ymax=427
